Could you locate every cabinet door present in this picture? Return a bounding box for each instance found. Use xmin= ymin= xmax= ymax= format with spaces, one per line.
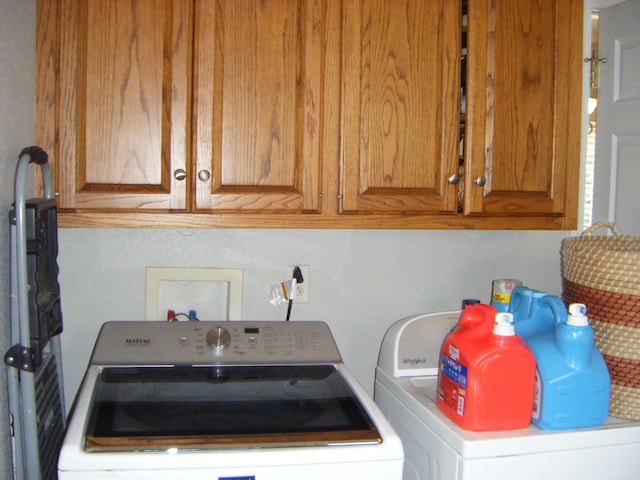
xmin=193 ymin=0 xmax=323 ymax=213
xmin=44 ymin=0 xmax=191 ymax=210
xmin=340 ymin=0 xmax=460 ymax=214
xmin=464 ymin=0 xmax=582 ymax=222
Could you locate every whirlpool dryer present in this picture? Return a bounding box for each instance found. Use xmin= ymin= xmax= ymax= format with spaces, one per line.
xmin=375 ymin=311 xmax=640 ymax=480
xmin=59 ymin=320 xmax=403 ymax=480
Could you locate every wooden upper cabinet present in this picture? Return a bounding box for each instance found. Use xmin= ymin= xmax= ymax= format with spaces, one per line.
xmin=192 ymin=0 xmax=323 ymax=213
xmin=36 ymin=0 xmax=582 ymax=228
xmin=464 ymin=0 xmax=582 ymax=222
xmin=340 ymin=0 xmax=460 ymax=214
xmin=41 ymin=0 xmax=192 ymax=211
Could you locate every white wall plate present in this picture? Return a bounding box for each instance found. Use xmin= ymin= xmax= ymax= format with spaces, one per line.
xmin=145 ymin=267 xmax=243 ymax=321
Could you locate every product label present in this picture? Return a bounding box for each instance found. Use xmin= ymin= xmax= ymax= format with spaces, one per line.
xmin=448 ymin=344 xmax=460 ymax=361
xmin=438 ymin=352 xmax=468 ymax=416
xmin=532 ymin=369 xmax=542 ymax=420
xmin=492 ymin=292 xmax=511 ymax=304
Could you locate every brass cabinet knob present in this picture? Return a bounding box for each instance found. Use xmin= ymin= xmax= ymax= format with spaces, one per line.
xmin=475 ymin=176 xmax=487 ymax=186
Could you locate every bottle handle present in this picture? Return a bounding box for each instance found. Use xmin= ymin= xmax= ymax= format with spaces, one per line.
xmin=507 ymin=286 xmax=529 ymax=313
xmin=457 ymin=303 xmax=498 ymax=337
xmin=537 ymin=295 xmax=568 ymax=326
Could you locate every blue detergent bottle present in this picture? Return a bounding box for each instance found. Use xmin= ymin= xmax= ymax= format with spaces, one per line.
xmin=508 ymin=286 xmax=557 ymax=337
xmin=527 ymin=301 xmax=610 ymax=430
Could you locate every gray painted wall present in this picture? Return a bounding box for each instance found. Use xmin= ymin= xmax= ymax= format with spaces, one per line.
xmin=0 ymin=0 xmax=36 ymax=477
xmin=58 ymin=228 xmax=570 ymax=405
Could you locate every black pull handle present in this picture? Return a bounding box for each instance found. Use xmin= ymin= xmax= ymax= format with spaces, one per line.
xmin=19 ymin=145 xmax=48 ymax=165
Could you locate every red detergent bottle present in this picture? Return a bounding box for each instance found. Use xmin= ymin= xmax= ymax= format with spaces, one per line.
xmin=436 ymin=303 xmax=536 ymax=431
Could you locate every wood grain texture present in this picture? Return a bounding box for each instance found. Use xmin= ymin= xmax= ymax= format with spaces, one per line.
xmin=37 ymin=0 xmax=583 ymax=229
xmin=464 ymin=0 xmax=582 ymax=227
xmin=193 ymin=0 xmax=323 ymax=212
xmin=41 ymin=0 xmax=191 ymax=209
xmin=341 ymin=0 xmax=460 ymax=214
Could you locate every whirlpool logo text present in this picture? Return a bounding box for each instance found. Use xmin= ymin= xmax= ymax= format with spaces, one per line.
xmin=402 ymin=357 xmax=427 ymax=367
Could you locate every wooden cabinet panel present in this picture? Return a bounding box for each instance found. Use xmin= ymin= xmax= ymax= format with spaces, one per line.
xmin=340 ymin=0 xmax=460 ymax=214
xmin=193 ymin=0 xmax=323 ymax=212
xmin=46 ymin=0 xmax=191 ymax=210
xmin=464 ymin=0 xmax=582 ymax=222
xmin=36 ymin=0 xmax=582 ymax=229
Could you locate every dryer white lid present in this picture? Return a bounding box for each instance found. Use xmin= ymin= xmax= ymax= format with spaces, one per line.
xmin=377 ymin=311 xmax=460 ymax=378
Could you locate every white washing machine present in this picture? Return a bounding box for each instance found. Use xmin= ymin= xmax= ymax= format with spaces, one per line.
xmin=374 ymin=311 xmax=640 ymax=480
xmin=59 ymin=320 xmax=403 ymax=479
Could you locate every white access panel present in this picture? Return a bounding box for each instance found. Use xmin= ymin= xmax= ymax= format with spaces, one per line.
xmin=145 ymin=267 xmax=243 ymax=320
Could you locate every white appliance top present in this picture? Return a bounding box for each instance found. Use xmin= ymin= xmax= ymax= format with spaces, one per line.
xmin=377 ymin=311 xmax=460 ymax=378
xmin=375 ymin=311 xmax=640 ymax=459
xmin=90 ymin=320 xmax=342 ymax=365
xmin=59 ymin=320 xmax=404 ymax=477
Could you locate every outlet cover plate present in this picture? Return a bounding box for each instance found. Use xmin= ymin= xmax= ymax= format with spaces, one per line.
xmin=286 ymin=265 xmax=310 ymax=303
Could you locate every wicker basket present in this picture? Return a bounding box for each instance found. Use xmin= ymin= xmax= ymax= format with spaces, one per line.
xmin=561 ymin=222 xmax=640 ymax=420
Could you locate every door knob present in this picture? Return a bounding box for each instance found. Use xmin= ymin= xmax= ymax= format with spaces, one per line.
xmin=174 ymin=169 xmax=187 ymax=181
xmin=198 ymin=170 xmax=211 ymax=182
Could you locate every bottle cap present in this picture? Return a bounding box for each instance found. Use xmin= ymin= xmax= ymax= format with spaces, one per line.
xmin=493 ymin=312 xmax=515 ymax=336
xmin=462 ymin=298 xmax=481 ymax=307
xmin=567 ymin=303 xmax=589 ymax=326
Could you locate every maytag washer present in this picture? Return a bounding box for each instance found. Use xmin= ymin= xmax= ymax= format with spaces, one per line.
xmin=375 ymin=311 xmax=640 ymax=480
xmin=59 ymin=320 xmax=403 ymax=480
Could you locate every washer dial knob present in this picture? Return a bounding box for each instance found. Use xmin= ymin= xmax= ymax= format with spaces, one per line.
xmin=206 ymin=326 xmax=231 ymax=350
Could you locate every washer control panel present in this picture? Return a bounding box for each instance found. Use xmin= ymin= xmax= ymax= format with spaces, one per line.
xmin=90 ymin=320 xmax=342 ymax=365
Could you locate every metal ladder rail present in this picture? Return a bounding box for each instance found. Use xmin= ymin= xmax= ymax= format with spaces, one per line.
xmin=8 ymin=218 xmax=25 ymax=479
xmin=6 ymin=147 xmax=65 ymax=480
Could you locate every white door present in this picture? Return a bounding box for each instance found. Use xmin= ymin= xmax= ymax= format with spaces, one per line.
xmin=593 ymin=0 xmax=640 ymax=235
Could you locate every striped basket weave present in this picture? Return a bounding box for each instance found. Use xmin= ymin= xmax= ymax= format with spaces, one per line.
xmin=561 ymin=222 xmax=640 ymax=420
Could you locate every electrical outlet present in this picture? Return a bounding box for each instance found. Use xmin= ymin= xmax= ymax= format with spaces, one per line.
xmin=286 ymin=265 xmax=310 ymax=303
